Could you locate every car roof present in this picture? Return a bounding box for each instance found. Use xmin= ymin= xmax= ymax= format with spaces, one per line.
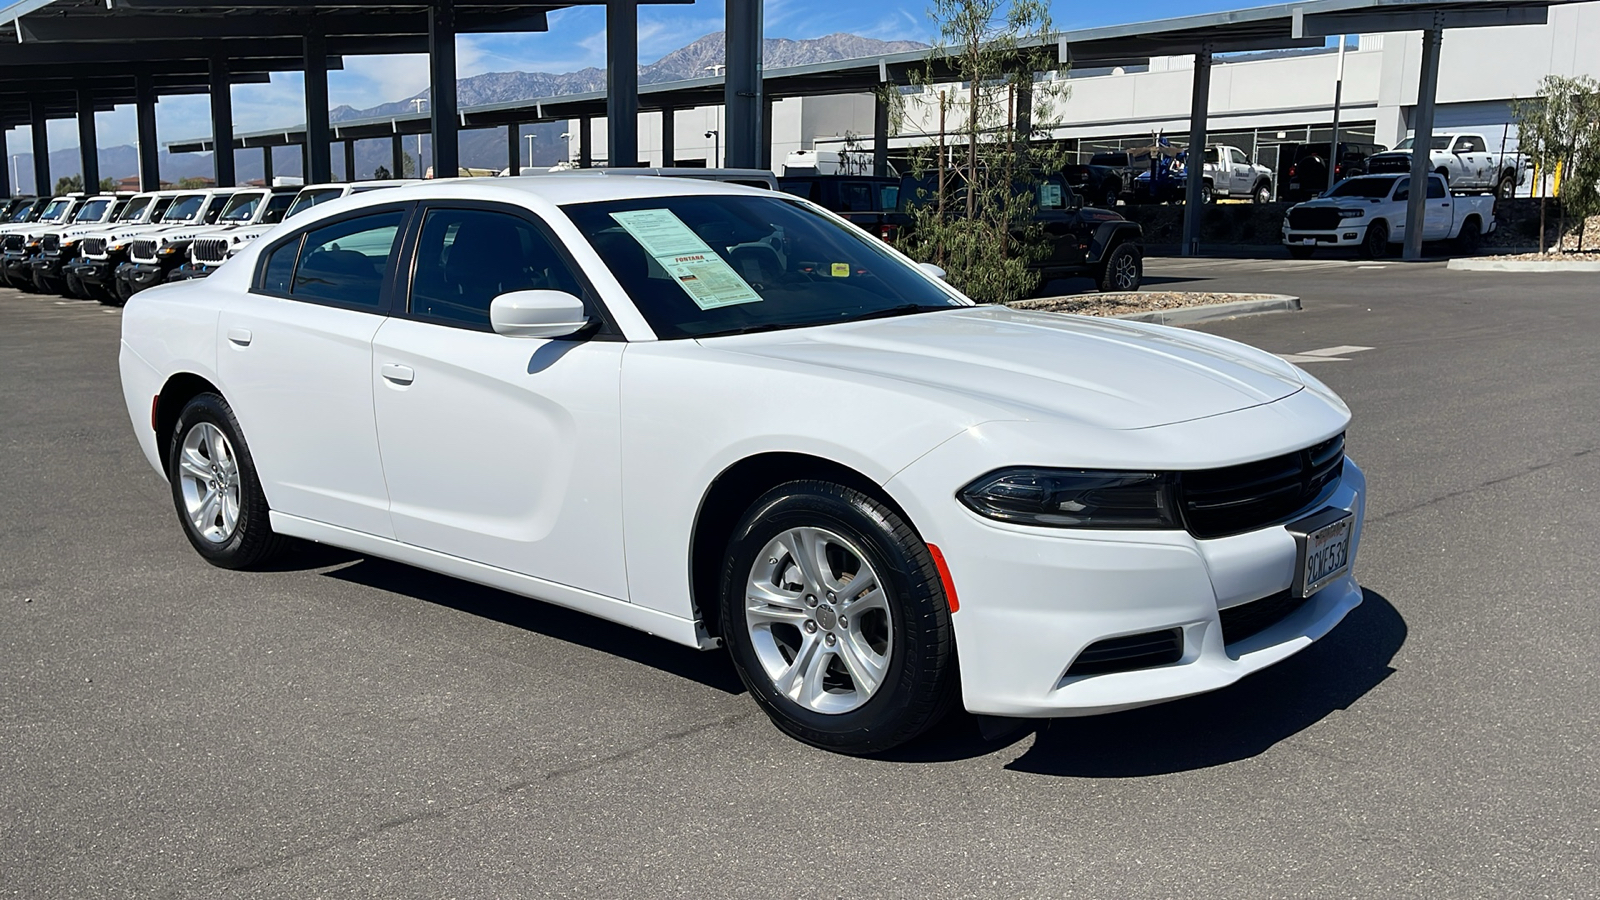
xmin=374 ymin=174 xmax=774 ymax=207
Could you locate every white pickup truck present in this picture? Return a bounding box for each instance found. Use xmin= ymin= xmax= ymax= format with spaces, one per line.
xmin=1282 ymin=173 xmax=1496 ymax=258
xmin=1201 ymin=144 xmax=1275 ymax=203
xmin=1365 ymin=133 xmax=1526 ymax=198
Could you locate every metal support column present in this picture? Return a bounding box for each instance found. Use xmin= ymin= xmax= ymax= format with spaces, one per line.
xmin=429 ymin=0 xmax=459 ymax=178
xmin=759 ymin=95 xmax=773 ymax=170
xmin=724 ymin=0 xmax=762 ymax=169
xmin=30 ymin=102 xmax=49 ymax=195
xmin=135 ymin=72 xmax=160 ymax=191
xmin=391 ymin=133 xmax=404 ymax=177
xmin=0 ymin=129 xmax=10 ymax=198
xmin=873 ymin=90 xmax=891 ymax=176
xmin=661 ymin=107 xmax=675 ymax=167
xmin=304 ymin=32 xmax=332 ymax=184
xmin=577 ymin=116 xmax=591 ymax=168
xmin=210 ymin=55 xmax=235 ymax=187
xmin=343 ymin=139 xmax=356 ymax=181
xmin=506 ymin=123 xmax=519 ymax=173
xmin=76 ymin=89 xmax=99 ymax=192
xmin=1404 ymin=19 xmax=1444 ymax=261
xmin=606 ymin=0 xmax=639 ymax=168
xmin=1327 ymin=36 xmax=1346 ymax=193
xmin=261 ymin=146 xmax=273 ymax=183
xmin=1180 ymin=44 xmax=1213 ymax=257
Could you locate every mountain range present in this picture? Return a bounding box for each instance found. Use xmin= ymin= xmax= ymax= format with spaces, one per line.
xmin=12 ymin=32 xmax=927 ymax=193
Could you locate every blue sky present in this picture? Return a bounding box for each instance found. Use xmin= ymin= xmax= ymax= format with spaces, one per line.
xmin=18 ymin=0 xmax=1253 ymax=163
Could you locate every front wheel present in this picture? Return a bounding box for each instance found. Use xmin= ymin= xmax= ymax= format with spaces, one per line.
xmin=720 ymin=481 xmax=957 ymax=754
xmin=167 ymin=393 xmax=288 ymax=569
xmin=1495 ymin=173 xmax=1516 ymax=200
xmin=1253 ymin=182 xmax=1272 ymax=204
xmin=1096 ymin=242 xmax=1142 ymax=292
xmin=1362 ymin=221 xmax=1389 ymax=259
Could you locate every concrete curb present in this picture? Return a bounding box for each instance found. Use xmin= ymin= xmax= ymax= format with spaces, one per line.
xmin=1448 ymin=257 xmax=1600 ymax=272
xmin=1111 ymin=294 xmax=1301 ymax=325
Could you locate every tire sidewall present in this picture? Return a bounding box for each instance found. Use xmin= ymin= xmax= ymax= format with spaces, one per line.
xmin=1364 ymin=222 xmax=1389 ymax=258
xmin=720 ymin=483 xmax=953 ymax=753
xmin=166 ymin=393 xmax=270 ymax=567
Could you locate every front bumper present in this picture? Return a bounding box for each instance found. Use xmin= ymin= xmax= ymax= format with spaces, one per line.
xmin=166 ymin=262 xmax=219 ymax=282
xmin=119 ymin=261 xmax=170 ymax=292
xmin=887 ymin=399 xmax=1365 ymax=718
xmin=30 ymin=253 xmax=69 ymax=281
xmin=2 ymin=250 xmax=37 ymax=281
xmin=1283 ymin=223 xmax=1366 ymax=247
xmin=71 ymin=256 xmax=116 ymax=286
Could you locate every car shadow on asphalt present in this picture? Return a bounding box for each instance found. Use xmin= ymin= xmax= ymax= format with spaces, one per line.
xmin=885 ymin=588 xmax=1405 ymax=774
xmin=300 ymin=550 xmax=749 ymax=697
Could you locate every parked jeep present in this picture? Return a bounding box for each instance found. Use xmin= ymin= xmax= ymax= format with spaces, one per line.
xmin=114 ymin=189 xmax=235 ymax=298
xmin=66 ymin=191 xmax=181 ymax=302
xmin=31 ymin=193 xmax=132 ymax=294
xmin=1 ymin=195 xmax=86 ymax=290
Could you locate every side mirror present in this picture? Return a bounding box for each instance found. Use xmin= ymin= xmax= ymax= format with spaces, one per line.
xmin=1067 ymin=191 xmax=1085 ymax=211
xmin=917 ymin=262 xmax=947 ymax=281
xmin=489 ymin=290 xmax=590 ymax=339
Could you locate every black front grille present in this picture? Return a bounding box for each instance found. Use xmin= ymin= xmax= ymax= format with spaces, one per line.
xmin=1287 ymin=207 xmax=1343 ymax=230
xmin=1366 ymin=156 xmax=1410 ymax=174
xmin=129 ymin=239 xmax=158 ymax=263
xmin=81 ymin=237 xmax=107 ymax=257
xmin=1219 ymin=590 xmax=1311 ymax=645
xmin=193 ymin=238 xmax=229 ymax=264
xmin=40 ymin=234 xmax=60 ymax=254
xmin=1066 ymin=628 xmax=1183 ymax=677
xmin=1179 ymin=434 xmax=1345 ymax=540
xmin=1 ymin=234 xmax=22 ymax=253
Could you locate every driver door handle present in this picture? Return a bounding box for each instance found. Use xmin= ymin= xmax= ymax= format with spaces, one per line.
xmin=381 ymin=363 xmax=415 ymax=386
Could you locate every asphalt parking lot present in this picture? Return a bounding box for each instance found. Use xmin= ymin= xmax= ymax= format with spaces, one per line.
xmin=3 ymin=259 xmax=1597 ymax=898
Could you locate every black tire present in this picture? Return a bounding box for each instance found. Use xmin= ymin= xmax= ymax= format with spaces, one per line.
xmin=1102 ymin=184 xmax=1120 ymax=208
xmin=1200 ymin=182 xmax=1215 ymax=205
xmin=1253 ymin=181 xmax=1272 ymax=204
xmin=719 ymin=481 xmax=957 ymax=755
xmin=1362 ymin=221 xmax=1389 ymax=259
xmin=1454 ymin=218 xmax=1483 ymax=255
xmin=1096 ymin=242 xmax=1143 ymax=292
xmin=1495 ymin=173 xmax=1516 ymax=200
xmin=63 ymin=271 xmax=88 ymax=300
xmin=1288 ymin=245 xmax=1315 ymax=259
xmin=166 ymin=393 xmax=288 ymax=569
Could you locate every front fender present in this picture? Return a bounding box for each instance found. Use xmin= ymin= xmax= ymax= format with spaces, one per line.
xmin=1087 ymin=222 xmax=1143 ymax=263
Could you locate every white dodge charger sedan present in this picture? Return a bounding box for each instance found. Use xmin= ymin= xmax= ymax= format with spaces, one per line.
xmin=118 ymin=175 xmax=1365 ymax=754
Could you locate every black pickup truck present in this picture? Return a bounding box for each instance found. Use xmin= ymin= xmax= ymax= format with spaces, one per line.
xmin=1065 ymin=152 xmax=1141 ymax=208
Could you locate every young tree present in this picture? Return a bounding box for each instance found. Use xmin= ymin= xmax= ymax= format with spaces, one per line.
xmin=892 ymin=0 xmax=1068 ymax=304
xmin=99 ymin=177 xmax=115 ymax=192
xmin=55 ymin=174 xmax=84 ymax=193
xmin=1514 ymin=75 xmax=1600 ymax=253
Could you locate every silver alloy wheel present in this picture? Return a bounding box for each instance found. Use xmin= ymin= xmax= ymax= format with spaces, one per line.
xmin=1112 ymin=252 xmax=1139 ymax=290
xmin=177 ymin=421 xmax=242 ymax=544
xmin=744 ymin=526 xmax=894 ymax=715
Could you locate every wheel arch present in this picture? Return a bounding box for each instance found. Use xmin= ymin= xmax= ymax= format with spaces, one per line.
xmin=155 ymin=372 xmax=223 ymax=464
xmin=1087 ymin=221 xmax=1143 ymax=262
xmin=688 ymin=452 xmax=915 ymax=642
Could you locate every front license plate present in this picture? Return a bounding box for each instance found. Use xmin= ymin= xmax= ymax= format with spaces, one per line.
xmin=1288 ymin=508 xmax=1353 ymax=598
xmin=1299 ymin=238 xmax=1318 ymax=245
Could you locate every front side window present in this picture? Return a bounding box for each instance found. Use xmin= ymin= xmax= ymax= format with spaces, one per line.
xmin=289 ymin=211 xmax=403 ymax=308
xmin=74 ymin=199 xmax=113 ymax=222
xmin=1427 ymin=177 xmax=1447 ymax=199
xmin=564 ymin=194 xmax=965 ymax=340
xmin=409 ymin=208 xmax=585 ymax=329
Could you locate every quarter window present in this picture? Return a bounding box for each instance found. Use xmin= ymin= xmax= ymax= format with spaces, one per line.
xmin=289 ymin=211 xmax=404 ymax=308
xmin=261 ymin=237 xmax=299 ymax=294
xmin=408 ymin=208 xmax=585 ymax=328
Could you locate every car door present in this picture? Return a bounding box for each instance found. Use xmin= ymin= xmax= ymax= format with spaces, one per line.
xmin=1225 ymin=148 xmax=1248 ymax=195
xmin=369 ymin=203 xmax=629 ymax=599
xmin=1033 ymin=175 xmax=1086 ymax=270
xmin=216 ymin=205 xmax=408 ymax=538
xmin=1423 ymin=175 xmax=1454 ymax=240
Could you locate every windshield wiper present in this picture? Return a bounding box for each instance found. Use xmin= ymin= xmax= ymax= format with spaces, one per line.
xmin=840 ymin=303 xmax=943 ymax=323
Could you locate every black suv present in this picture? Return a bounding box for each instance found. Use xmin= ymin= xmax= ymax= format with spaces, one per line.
xmin=892 ymin=171 xmax=1144 ymax=291
xmin=1278 ymin=141 xmax=1383 ymax=202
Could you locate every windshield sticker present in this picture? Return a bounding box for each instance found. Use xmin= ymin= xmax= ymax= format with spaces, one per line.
xmin=610 ymin=209 xmax=762 ymax=310
xmin=830 ymin=262 xmax=850 ymax=278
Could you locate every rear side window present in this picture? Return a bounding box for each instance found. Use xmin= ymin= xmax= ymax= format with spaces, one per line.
xmin=291 ymin=212 xmax=403 ymax=308
xmin=408 ymin=208 xmax=584 ymax=329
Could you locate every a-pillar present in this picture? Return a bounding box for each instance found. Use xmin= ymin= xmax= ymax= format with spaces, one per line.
xmin=660 ymin=107 xmax=675 ymax=167
xmin=577 ymin=117 xmax=591 ymax=168
xmin=262 ymin=146 xmax=274 ymax=183
xmin=606 ymin=0 xmax=638 ymax=168
xmin=391 ymin=133 xmax=405 ymax=177
xmin=873 ymin=90 xmax=891 ymax=176
xmin=1403 ymin=16 xmax=1444 ymax=261
xmin=304 ymin=33 xmax=332 ymax=184
xmin=1180 ymin=44 xmax=1213 ymax=257
xmin=209 ymin=55 xmax=235 ymax=187
xmin=724 ymin=0 xmax=762 ymax=169
xmin=76 ymin=89 xmax=99 ymax=191
xmin=30 ymin=102 xmax=49 ymax=195
xmin=136 ymin=73 xmax=160 ymax=191
xmin=343 ymin=139 xmax=356 ymax=182
xmin=429 ymin=0 xmax=459 ymax=177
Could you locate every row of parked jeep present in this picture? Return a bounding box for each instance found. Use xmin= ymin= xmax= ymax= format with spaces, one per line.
xmin=0 ymin=180 xmax=415 ymax=304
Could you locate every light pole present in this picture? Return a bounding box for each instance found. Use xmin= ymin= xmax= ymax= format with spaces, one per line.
xmin=705 ymin=130 xmax=720 ymax=168
xmin=1327 ymin=35 xmax=1347 ymax=194
xmin=559 ymin=132 xmax=572 ymax=165
xmin=9 ymin=155 xmax=18 ymax=193
xmin=410 ymin=97 xmax=427 ymax=175
xmin=524 ymin=132 xmax=535 ymax=169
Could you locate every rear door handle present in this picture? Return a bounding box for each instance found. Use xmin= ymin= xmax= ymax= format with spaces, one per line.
xmin=226 ymin=327 xmax=252 ymax=347
xmin=381 ymin=363 xmax=415 ymax=386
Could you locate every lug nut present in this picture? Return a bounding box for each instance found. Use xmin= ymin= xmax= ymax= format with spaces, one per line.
xmin=805 ymin=594 xmax=818 ymax=607
xmin=804 ymin=620 xmax=818 ymax=633
xmin=826 ymin=591 xmax=836 ymax=602
xmin=824 ymin=633 xmax=837 ymax=646
xmin=838 ymin=616 xmax=848 ymax=629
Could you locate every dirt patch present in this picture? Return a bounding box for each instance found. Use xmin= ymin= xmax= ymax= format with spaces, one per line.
xmin=1007 ymin=291 xmax=1281 ymax=318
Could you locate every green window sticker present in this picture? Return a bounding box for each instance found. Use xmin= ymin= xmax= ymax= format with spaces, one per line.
xmin=609 ymin=209 xmax=763 ymax=310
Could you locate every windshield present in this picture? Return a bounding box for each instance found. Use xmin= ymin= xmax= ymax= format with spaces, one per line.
xmin=286 ymin=188 xmax=345 ymax=218
xmin=38 ymin=199 xmax=73 ymax=222
xmin=119 ymin=197 xmax=152 ymax=222
xmin=1327 ymin=176 xmax=1398 ymax=198
xmin=1394 ymin=137 xmax=1452 ymax=151
xmin=565 ymin=194 xmax=964 ymax=340
xmin=218 ymin=192 xmax=265 ymax=222
xmin=162 ymin=195 xmax=207 ymax=223
xmin=74 ymin=199 xmax=113 ymax=222
xmin=7 ymin=202 xmax=34 ymax=222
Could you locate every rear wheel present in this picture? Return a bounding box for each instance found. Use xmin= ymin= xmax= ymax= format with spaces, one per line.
xmin=1096 ymin=242 xmax=1142 ymax=292
xmin=1199 ymin=182 xmax=1215 ymax=205
xmin=1102 ymin=184 xmax=1120 ymax=208
xmin=1454 ymin=218 xmax=1483 ymax=255
xmin=1362 ymin=221 xmax=1389 ymax=259
xmin=1495 ymin=173 xmax=1516 ymax=200
xmin=167 ymin=393 xmax=288 ymax=569
xmin=720 ymin=481 xmax=957 ymax=755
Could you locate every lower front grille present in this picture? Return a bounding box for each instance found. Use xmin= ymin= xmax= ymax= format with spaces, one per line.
xmin=1219 ymin=590 xmax=1310 ymax=645
xmin=1366 ymin=156 xmax=1410 ymax=174
xmin=1066 ymin=628 xmax=1183 ymax=677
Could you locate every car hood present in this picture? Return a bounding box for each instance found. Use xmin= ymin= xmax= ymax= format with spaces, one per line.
xmin=703 ymin=306 xmax=1305 ymax=430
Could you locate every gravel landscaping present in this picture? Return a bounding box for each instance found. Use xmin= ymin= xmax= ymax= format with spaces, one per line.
xmin=1008 ymin=291 xmax=1283 ymax=317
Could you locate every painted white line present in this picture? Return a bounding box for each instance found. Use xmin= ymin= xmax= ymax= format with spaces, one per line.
xmin=1357 ymin=265 xmax=1388 ymax=269
xmin=1277 ymin=345 xmax=1375 ymax=364
xmin=1276 ymin=353 xmax=1347 ymax=364
xmin=1260 ymin=262 xmax=1351 ymax=272
xmin=1299 ymin=345 xmax=1375 ymax=358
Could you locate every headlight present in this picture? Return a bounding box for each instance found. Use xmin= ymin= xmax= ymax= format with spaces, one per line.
xmin=1337 ymin=209 xmax=1365 ymax=218
xmin=959 ymin=468 xmax=1180 ymax=529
